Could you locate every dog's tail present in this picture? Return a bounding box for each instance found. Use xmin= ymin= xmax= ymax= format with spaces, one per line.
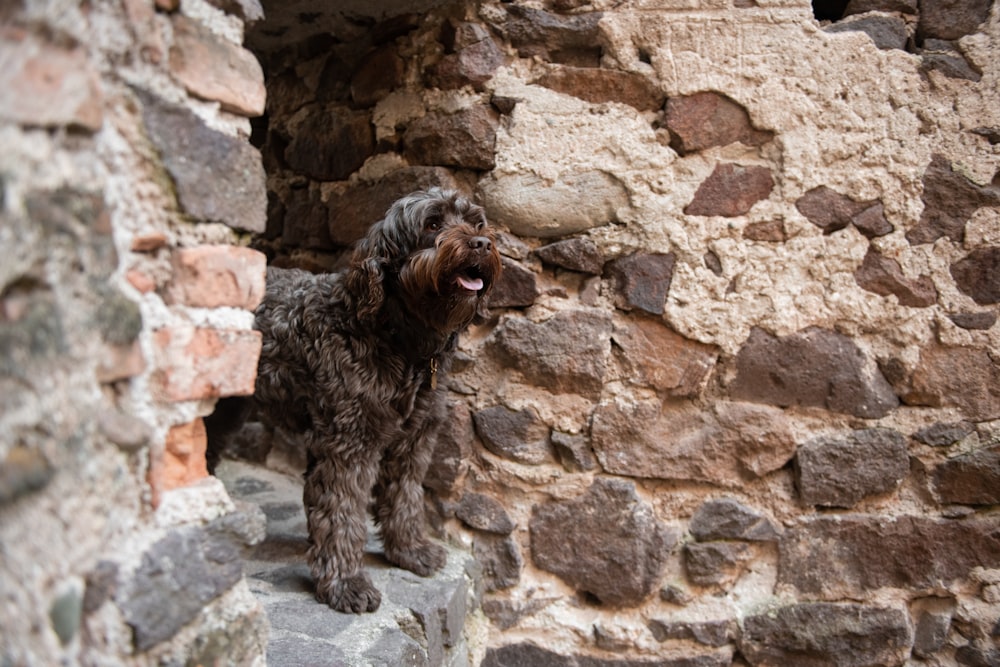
xmin=204 ymin=396 xmax=253 ymax=473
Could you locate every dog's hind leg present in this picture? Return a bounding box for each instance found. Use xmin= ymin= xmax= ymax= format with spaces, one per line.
xmin=373 ymin=419 xmax=448 ymax=577
xmin=303 ymin=447 xmax=382 ymax=613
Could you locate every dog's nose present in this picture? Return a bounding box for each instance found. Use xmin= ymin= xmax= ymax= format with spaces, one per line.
xmin=469 ymin=236 xmax=492 ymax=252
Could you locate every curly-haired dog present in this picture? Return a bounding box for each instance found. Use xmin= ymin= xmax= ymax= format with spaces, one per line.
xmin=234 ymin=189 xmax=500 ymax=613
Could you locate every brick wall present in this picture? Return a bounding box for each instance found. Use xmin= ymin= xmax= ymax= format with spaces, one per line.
xmin=0 ymin=0 xmax=269 ymax=664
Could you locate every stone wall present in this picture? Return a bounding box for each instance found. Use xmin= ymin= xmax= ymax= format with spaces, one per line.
xmin=0 ymin=0 xmax=270 ymax=664
xmin=247 ymin=0 xmax=1000 ymax=665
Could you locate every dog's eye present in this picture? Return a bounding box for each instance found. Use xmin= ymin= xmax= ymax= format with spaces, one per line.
xmin=425 ymin=217 xmax=441 ymax=232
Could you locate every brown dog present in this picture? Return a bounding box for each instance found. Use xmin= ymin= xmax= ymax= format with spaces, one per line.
xmin=214 ymin=189 xmax=501 ymax=612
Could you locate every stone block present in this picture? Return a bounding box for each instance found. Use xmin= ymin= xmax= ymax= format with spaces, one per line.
xmin=648 ymin=618 xmax=736 ymax=647
xmin=931 ymin=444 xmax=1000 ymax=505
xmin=489 ymin=257 xmax=538 ymax=309
xmin=911 ymin=597 xmax=954 ymax=658
xmin=152 ymin=326 xmax=262 ymax=402
xmin=605 ymin=253 xmax=677 ymax=315
xmin=729 ymin=326 xmax=898 ymax=418
xmin=472 ymin=405 xmax=551 ymax=465
xmin=740 ymin=602 xmax=912 ymax=667
xmin=404 ymin=105 xmax=499 ymax=171
xmin=551 ymin=431 xmax=598 ymax=472
xmin=855 ymin=248 xmax=937 ymax=307
xmin=611 ymin=316 xmax=717 ymax=396
xmin=535 ymin=238 xmax=605 ymax=275
xmin=456 ymin=492 xmax=514 ymax=534
xmin=913 ymin=421 xmax=974 ymax=447
xmin=137 ymin=88 xmax=267 ymax=233
xmin=684 ymin=542 xmax=752 ymax=587
xmin=473 ymin=534 xmax=522 ymax=592
xmin=490 ymin=309 xmax=612 ymax=399
xmin=169 ymin=15 xmax=265 ymax=117
xmin=535 ymin=66 xmax=665 ymax=111
xmin=906 ymin=154 xmax=1000 ymax=245
xmin=664 ymin=92 xmax=772 ymax=155
xmin=424 ymin=400 xmax=473 ymax=494
xmin=350 ymin=44 xmax=404 ymax=106
xmin=684 ymin=163 xmax=774 ymax=217
xmin=907 ymin=345 xmax=1000 ymax=421
xmin=0 ymin=27 xmax=103 ymax=131
xmin=166 ymin=245 xmax=267 ymax=310
xmin=778 ymin=514 xmax=1000 ymax=597
xmin=689 ymin=498 xmax=780 ymax=542
xmin=951 ymin=247 xmax=1000 ymax=305
xmin=795 ymin=428 xmax=910 ymax=508
xmin=285 ymin=106 xmax=374 ymax=182
xmin=918 ymin=0 xmax=993 ymax=40
xmin=429 ymin=22 xmax=505 ymax=91
xmin=530 ymin=478 xmax=675 ymax=606
xmin=825 ymin=14 xmax=909 ymax=50
xmin=503 ymin=6 xmax=603 ymax=66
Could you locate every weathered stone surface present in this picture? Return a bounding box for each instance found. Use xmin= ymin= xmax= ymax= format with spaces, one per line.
xmin=504 ymin=6 xmax=603 ymax=66
xmin=285 ymin=106 xmax=374 ymax=182
xmin=742 ymin=219 xmax=786 ymax=242
xmin=690 ymin=498 xmax=780 ymax=542
xmin=684 ymin=542 xmax=753 ymax=587
xmin=456 ymin=492 xmax=515 ymax=534
xmin=684 ymin=163 xmax=774 ymax=217
xmin=551 ymin=431 xmax=599 ymax=472
xmin=169 ymin=15 xmax=265 ymax=116
xmin=664 ymin=92 xmax=772 ymax=155
xmin=424 ymin=400 xmax=473 ymax=494
xmin=327 ymin=167 xmax=460 ymax=246
xmin=855 ymin=248 xmax=937 ymax=307
xmin=906 ymin=154 xmax=1000 ymax=245
xmin=907 ymin=345 xmax=1000 ymax=420
xmin=119 ymin=517 xmax=248 ymax=650
xmin=350 ymin=45 xmax=404 ymax=106
xmin=951 ymin=247 xmax=1000 ymax=305
xmin=137 ymin=89 xmax=266 ymax=232
xmin=152 ymin=326 xmax=262 ymax=402
xmin=795 ymin=428 xmax=910 ymax=507
xmin=474 ymin=534 xmax=522 ymax=592
xmin=536 ymin=66 xmax=665 ymax=111
xmin=49 ymin=583 xmax=82 ymax=646
xmin=0 ymin=445 xmax=53 ymax=506
xmin=843 ymin=0 xmax=917 ymax=15
xmin=489 ymin=257 xmax=539 ymax=309
xmin=166 ymin=245 xmax=267 ymax=310
xmin=404 ymin=105 xmax=499 ymax=170
xmin=491 ymin=309 xmax=612 ymax=398
xmin=473 ymin=405 xmax=551 ymax=465
xmin=740 ymin=603 xmax=912 ymax=667
xmin=606 ymin=253 xmax=677 ymax=315
xmin=611 ymin=317 xmax=717 ymax=396
xmin=280 ymin=185 xmax=333 ymax=249
xmin=0 ymin=27 xmax=103 ymax=131
xmin=530 ymin=478 xmax=675 ymax=606
xmin=918 ymin=0 xmax=993 ymax=40
xmin=591 ymin=399 xmax=797 ymax=485
xmin=730 ymin=327 xmax=898 ymax=418
xmin=484 ymin=643 xmax=732 ymax=667
xmin=920 ymin=48 xmax=983 ymax=81
xmin=480 ymin=170 xmax=628 ymax=238
xmin=648 ymin=618 xmax=736 ymax=647
xmin=778 ymin=514 xmax=1000 ymax=597
xmin=931 ymin=445 xmax=1000 ymax=505
xmin=825 ymin=14 xmax=908 ymax=50
xmin=795 ymin=186 xmax=890 ymax=236
xmin=913 ymin=421 xmax=974 ymax=447
xmin=851 ymin=202 xmax=894 ymax=238
xmin=535 ymin=238 xmax=605 ymax=274
xmin=911 ymin=597 xmax=954 ymax=658
xmin=429 ymin=22 xmax=505 ymax=91
xmin=948 ymin=311 xmax=997 ymax=330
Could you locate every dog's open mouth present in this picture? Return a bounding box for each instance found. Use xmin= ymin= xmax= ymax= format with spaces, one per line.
xmin=454 ymin=267 xmax=485 ymax=293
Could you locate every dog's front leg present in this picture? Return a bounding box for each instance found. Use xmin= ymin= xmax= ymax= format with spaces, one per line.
xmin=373 ymin=413 xmax=447 ymax=577
xmin=303 ymin=450 xmax=382 ymax=613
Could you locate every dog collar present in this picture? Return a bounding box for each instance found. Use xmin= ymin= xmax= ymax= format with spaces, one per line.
xmin=429 ymin=357 xmax=438 ymax=390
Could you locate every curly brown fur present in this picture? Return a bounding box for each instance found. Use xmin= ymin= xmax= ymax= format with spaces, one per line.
xmin=246 ymin=189 xmax=500 ymax=613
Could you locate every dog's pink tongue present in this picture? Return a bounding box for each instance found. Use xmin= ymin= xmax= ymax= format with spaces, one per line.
xmin=456 ymin=275 xmax=484 ymax=291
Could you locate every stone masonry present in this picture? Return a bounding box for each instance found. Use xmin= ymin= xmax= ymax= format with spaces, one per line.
xmin=1 ymin=0 xmax=999 ymax=665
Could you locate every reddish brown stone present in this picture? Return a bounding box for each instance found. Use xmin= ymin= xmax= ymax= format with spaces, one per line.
xmin=169 ymin=15 xmax=265 ymax=117
xmin=0 ymin=27 xmax=103 ymax=131
xmin=166 ymin=245 xmax=266 ymax=310
xmin=951 ymin=247 xmax=1000 ymax=305
xmin=742 ymin=220 xmax=786 ymax=242
xmin=535 ymin=66 xmax=665 ymax=111
xmin=690 ymin=498 xmax=780 ymax=542
xmin=730 ymin=327 xmax=898 ymax=418
xmin=153 ymin=327 xmax=262 ymax=402
xmin=684 ymin=164 xmax=774 ymax=218
xmin=778 ymin=514 xmax=1000 ymax=597
xmin=906 ymin=154 xmax=1000 ymax=245
xmin=504 ymin=6 xmax=603 ymax=66
xmin=530 ymin=478 xmax=675 ymax=606
xmin=403 ymin=105 xmax=499 ymax=171
xmin=795 ymin=186 xmax=869 ymax=234
xmin=855 ymin=248 xmax=937 ymax=307
xmin=424 ymin=401 xmax=473 ymax=494
xmin=535 ymin=238 xmax=604 ymax=274
xmin=489 ymin=258 xmax=538 ymax=309
xmin=664 ymin=92 xmax=772 ymax=155
xmin=931 ymin=445 xmax=1000 ymax=505
xmin=684 ymin=542 xmax=753 ymax=587
xmin=795 ymin=428 xmax=910 ymax=508
xmin=908 ymin=345 xmax=1000 ymax=420
xmin=284 ymin=106 xmax=374 ymax=182
xmin=612 ymin=317 xmax=717 ymax=397
xmin=605 ymin=252 xmax=676 ymax=314
xmin=825 ymin=15 xmax=909 ymax=51
xmin=473 ymin=405 xmax=551 ymax=465
xmin=429 ymin=23 xmax=504 ymax=91
xmin=350 ymin=45 xmax=404 ymax=107
xmin=456 ymin=492 xmax=515 ymax=534
xmin=948 ymin=311 xmax=997 ymax=330
xmin=851 ymin=202 xmax=894 ymax=238
xmin=918 ymin=0 xmax=992 ymax=41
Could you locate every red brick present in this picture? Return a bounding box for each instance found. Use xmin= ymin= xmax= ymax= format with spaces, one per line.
xmin=153 ymin=326 xmax=261 ymax=402
xmin=169 ymin=15 xmax=265 ymax=117
xmin=148 ymin=418 xmax=209 ymax=508
xmin=0 ymin=27 xmax=103 ymax=131
xmin=166 ymin=245 xmax=266 ymax=310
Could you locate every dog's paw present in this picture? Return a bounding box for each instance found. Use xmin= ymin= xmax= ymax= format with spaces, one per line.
xmin=387 ymin=542 xmax=448 ymax=577
xmin=315 ymin=573 xmax=382 ymax=613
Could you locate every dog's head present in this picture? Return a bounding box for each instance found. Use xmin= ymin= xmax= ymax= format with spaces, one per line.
xmin=347 ymin=188 xmax=502 ymax=332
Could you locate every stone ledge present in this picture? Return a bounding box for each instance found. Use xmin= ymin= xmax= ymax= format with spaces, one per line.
xmin=216 ymin=459 xmax=481 ymax=667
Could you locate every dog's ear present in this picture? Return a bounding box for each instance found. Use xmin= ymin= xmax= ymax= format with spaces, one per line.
xmin=346 ymin=216 xmax=404 ymax=321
